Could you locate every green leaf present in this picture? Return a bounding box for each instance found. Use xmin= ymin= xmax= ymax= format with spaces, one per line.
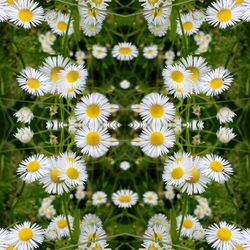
xmin=170 ymin=208 xmax=179 ymax=244
xmin=71 ymin=5 xmax=80 ymax=43
xmin=169 ymin=6 xmax=178 ymax=42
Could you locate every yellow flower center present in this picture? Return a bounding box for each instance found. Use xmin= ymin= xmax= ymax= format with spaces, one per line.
xmin=118 ymin=195 xmax=132 ymax=203
xmin=97 ymin=195 xmax=103 ymax=200
xmin=151 ymin=232 xmax=163 ymax=241
xmin=50 ymin=168 xmax=63 ymax=183
xmin=183 ymin=21 xmax=193 ymax=31
xmin=210 ymin=160 xmax=224 ymax=172
xmin=57 ymin=21 xmax=67 ymax=32
xmin=148 ymin=0 xmax=159 ymax=6
xmin=92 ymin=0 xmax=103 ymax=6
xmin=6 ymin=0 xmax=14 ymax=4
xmin=6 ymin=246 xmax=15 ymax=250
xmin=86 ymin=104 xmax=101 ymax=118
xmin=66 ymin=70 xmax=80 ymax=83
xmin=27 ymin=160 xmax=40 ymax=172
xmin=149 ymin=132 xmax=164 ymax=145
xmin=235 ymin=245 xmax=244 ymax=250
xmin=57 ymin=218 xmax=67 ymax=229
xmin=92 ymin=244 xmax=103 ymax=250
xmin=86 ymin=132 xmax=101 ymax=146
xmin=18 ymin=228 xmax=33 ymax=241
xmin=235 ymin=0 xmax=244 ymax=4
xmin=148 ymin=245 xmax=159 ymax=250
xmin=152 ymin=8 xmax=163 ymax=17
xmin=171 ymin=167 xmax=184 ymax=179
xmin=88 ymin=232 xmax=99 ymax=241
xmin=217 ymin=9 xmax=232 ymax=22
xmin=18 ymin=9 xmax=33 ymax=22
xmin=97 ymin=50 xmax=104 ymax=55
xmin=66 ymin=167 xmax=79 ymax=179
xmin=188 ymin=67 xmax=200 ymax=81
xmin=217 ymin=228 xmax=232 ymax=241
xmin=150 ymin=104 xmax=164 ymax=119
xmin=187 ymin=167 xmax=200 ymax=183
xmin=174 ymin=156 xmax=183 ymax=163
xmin=50 ymin=67 xmax=63 ymax=81
xmin=147 ymin=195 xmax=153 ymax=200
xmin=210 ymin=78 xmax=224 ymax=89
xmin=119 ymin=47 xmax=132 ymax=55
xmin=67 ymin=156 xmax=76 ymax=163
xmin=171 ymin=70 xmax=184 ymax=83
xmin=183 ymin=218 xmax=193 ymax=229
xmin=26 ymin=78 xmax=40 ymax=90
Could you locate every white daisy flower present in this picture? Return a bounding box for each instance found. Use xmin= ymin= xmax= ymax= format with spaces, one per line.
xmin=134 ymin=92 xmax=175 ymax=125
xmin=216 ymin=127 xmax=236 ymax=143
xmin=0 ymin=228 xmax=10 ymax=249
xmin=59 ymin=63 xmax=88 ymax=92
xmin=112 ymin=42 xmax=138 ymax=61
xmin=139 ymin=241 xmax=163 ymax=250
xmin=81 ymin=22 xmax=103 ymax=37
xmin=112 ymin=189 xmax=138 ymax=208
xmin=192 ymin=9 xmax=206 ymax=25
xmin=148 ymin=22 xmax=169 ymax=37
xmin=143 ymin=191 xmax=158 ymax=206
xmin=51 ymin=215 xmax=74 ymax=238
xmin=78 ymin=225 xmax=107 ymax=249
xmin=17 ymin=67 xmax=49 ymax=96
xmin=138 ymin=124 xmax=175 ymax=158
xmin=200 ymin=154 xmax=233 ymax=183
xmin=92 ymin=191 xmax=107 ymax=205
xmin=177 ymin=12 xmax=200 ymax=36
xmin=44 ymin=224 xmax=58 ymax=241
xmin=206 ymin=222 xmax=242 ymax=250
xmin=39 ymin=157 xmax=69 ymax=195
xmin=17 ymin=154 xmax=48 ymax=183
xmin=162 ymin=159 xmax=192 ymax=187
xmin=164 ymin=50 xmax=175 ymax=61
xmin=7 ymin=0 xmax=44 ymax=29
xmin=14 ymin=127 xmax=34 ymax=143
xmin=241 ymin=229 xmax=250 ymax=249
xmin=180 ymin=156 xmax=210 ymax=195
xmin=180 ymin=55 xmax=211 ymax=93
xmin=0 ymin=0 xmax=9 ymax=22
xmin=216 ymin=107 xmax=236 ymax=124
xmin=92 ymin=45 xmax=107 ymax=59
xmin=60 ymin=151 xmax=84 ymax=165
xmin=59 ymin=86 xmax=83 ymax=99
xmin=206 ymin=0 xmax=242 ymax=29
xmin=162 ymin=64 xmax=192 ymax=94
xmin=148 ymin=213 xmax=170 ymax=230
xmin=139 ymin=0 xmax=164 ymax=8
xmin=119 ymin=80 xmax=131 ymax=89
xmin=8 ymin=222 xmax=44 ymax=250
xmin=119 ymin=161 xmax=130 ymax=170
xmin=40 ymin=55 xmax=70 ymax=94
xmin=80 ymin=214 xmax=102 ymax=229
xmin=240 ymin=0 xmax=250 ymax=21
xmin=75 ymin=92 xmax=111 ymax=125
xmin=143 ymin=45 xmax=158 ymax=59
xmin=167 ymin=151 xmax=191 ymax=164
xmin=49 ymin=12 xmax=73 ymax=36
xmin=201 ymin=67 xmax=233 ymax=96
xmin=177 ymin=215 xmax=201 ymax=238
xmin=75 ymin=124 xmax=111 ymax=158
xmin=143 ymin=225 xmax=171 ymax=245
xmin=143 ymin=6 xmax=171 ymax=25
xmin=87 ymin=242 xmax=111 ymax=250
xmin=14 ymin=107 xmax=34 ymax=124
xmin=165 ymin=188 xmax=175 ymax=200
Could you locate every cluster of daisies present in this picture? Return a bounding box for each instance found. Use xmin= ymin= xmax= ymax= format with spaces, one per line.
xmin=162 ymin=55 xmax=234 ymax=98
xmin=193 ymin=196 xmax=212 ymax=219
xmin=38 ymin=196 xmax=56 ymax=219
xmin=38 ymin=31 xmax=56 ymax=54
xmin=17 ymin=152 xmax=88 ymax=195
xmin=194 ymin=31 xmax=212 ymax=54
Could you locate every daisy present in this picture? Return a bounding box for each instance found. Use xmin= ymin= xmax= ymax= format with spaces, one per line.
xmin=206 ymin=0 xmax=242 ymax=29
xmin=17 ymin=154 xmax=49 ymax=183
xmin=162 ymin=160 xmax=191 ymax=186
xmin=200 ymin=154 xmax=233 ymax=183
xmin=143 ymin=225 xmax=171 ymax=245
xmin=51 ymin=215 xmax=74 ymax=238
xmin=177 ymin=13 xmax=200 ymax=36
xmin=138 ymin=124 xmax=175 ymax=158
xmin=78 ymin=225 xmax=107 ymax=249
xmin=240 ymin=0 xmax=250 ymax=21
xmin=59 ymin=86 xmax=83 ymax=98
xmin=0 ymin=0 xmax=9 ymax=22
xmin=75 ymin=92 xmax=111 ymax=125
xmin=148 ymin=22 xmax=169 ymax=37
xmin=87 ymin=242 xmax=111 ymax=250
xmin=167 ymin=151 xmax=191 ymax=164
xmin=81 ymin=22 xmax=103 ymax=37
xmin=80 ymin=214 xmax=102 ymax=229
xmin=201 ymin=67 xmax=233 ymax=96
xmin=167 ymin=85 xmax=191 ymax=98
xmin=112 ymin=42 xmax=138 ymax=61
xmin=180 ymin=157 xmax=210 ymax=195
xmin=80 ymin=0 xmax=111 ymax=8
xmin=92 ymin=45 xmax=107 ymax=59
xmin=177 ymin=215 xmax=201 ymax=238
xmin=39 ymin=157 xmax=69 ymax=195
xmin=7 ymin=0 xmax=44 ymax=28
xmin=14 ymin=107 xmax=34 ymax=124
xmin=216 ymin=107 xmax=236 ymax=124
xmin=216 ymin=127 xmax=236 ymax=143
xmin=139 ymin=0 xmax=163 ymax=8
xmin=17 ymin=67 xmax=49 ymax=96
xmin=120 ymin=161 xmax=130 ymax=170
xmin=92 ymin=191 xmax=107 ymax=205
xmin=75 ymin=124 xmax=111 ymax=158
xmin=180 ymin=56 xmax=210 ymax=93
xmin=143 ymin=6 xmax=171 ymax=25
xmin=49 ymin=12 xmax=73 ymax=36
xmin=120 ymin=80 xmax=130 ymax=89
xmin=40 ymin=55 xmax=70 ymax=94
xmin=143 ymin=45 xmax=158 ymax=59
xmin=139 ymin=242 xmax=163 ymax=250
xmin=14 ymin=127 xmax=34 ymax=143
xmin=206 ymin=222 xmax=242 ymax=250
xmin=143 ymin=191 xmax=158 ymax=206
xmin=241 ymin=229 xmax=250 ymax=249
xmin=162 ymin=64 xmax=192 ymax=93
xmin=135 ymin=92 xmax=175 ymax=125
xmin=148 ymin=214 xmax=170 ymax=230
xmin=59 ymin=151 xmax=84 ymax=166
xmin=8 ymin=222 xmax=44 ymax=250
xmin=0 ymin=228 xmax=10 ymax=249
xmin=112 ymin=189 xmax=138 ymax=208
